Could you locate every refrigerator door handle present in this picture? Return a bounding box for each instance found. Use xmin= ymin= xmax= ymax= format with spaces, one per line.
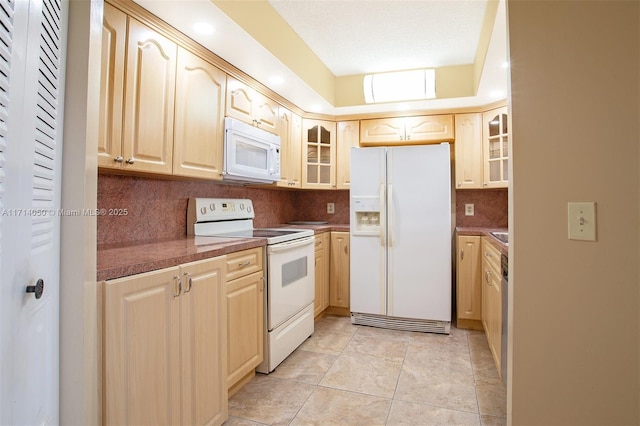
xmin=388 ymin=184 xmax=394 ymax=247
xmin=379 ymin=183 xmax=386 ymax=246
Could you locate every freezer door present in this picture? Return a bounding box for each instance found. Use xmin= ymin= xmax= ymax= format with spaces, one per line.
xmin=387 ymin=144 xmax=452 ymax=322
xmin=349 ymin=147 xmax=387 ymax=315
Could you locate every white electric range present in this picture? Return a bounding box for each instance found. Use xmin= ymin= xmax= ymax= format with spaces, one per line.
xmin=187 ymin=198 xmax=315 ymax=373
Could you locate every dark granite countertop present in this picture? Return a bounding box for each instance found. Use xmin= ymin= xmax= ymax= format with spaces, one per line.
xmin=97 ymin=224 xmax=350 ymax=281
xmin=456 ymin=226 xmax=509 ymax=256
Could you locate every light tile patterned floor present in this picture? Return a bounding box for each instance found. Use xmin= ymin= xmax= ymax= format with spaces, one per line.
xmin=226 ymin=315 xmax=506 ymax=426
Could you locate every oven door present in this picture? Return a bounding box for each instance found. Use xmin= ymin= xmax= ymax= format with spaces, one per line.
xmin=267 ymin=236 xmax=315 ymax=330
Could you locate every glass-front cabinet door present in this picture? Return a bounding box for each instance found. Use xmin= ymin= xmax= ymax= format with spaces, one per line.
xmin=482 ymin=106 xmax=509 ymax=188
xmin=302 ymin=119 xmax=336 ymax=189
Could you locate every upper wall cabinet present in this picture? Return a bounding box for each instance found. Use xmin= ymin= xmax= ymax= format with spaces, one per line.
xmin=482 ymin=106 xmax=509 ymax=188
xmin=226 ymin=77 xmax=279 ymax=134
xmin=99 ymin=5 xmax=177 ymax=174
xmin=276 ymin=107 xmax=302 ymax=188
xmin=173 ymin=47 xmax=227 ymax=180
xmin=122 ymin=16 xmax=177 ymax=174
xmin=454 ymin=113 xmax=483 ymax=189
xmin=360 ymin=115 xmax=454 ymax=146
xmin=100 ymin=3 xmax=228 ymax=180
xmin=302 ymin=119 xmax=336 ymax=189
xmin=336 ymin=121 xmax=359 ymax=190
xmin=454 ymin=107 xmax=509 ymax=189
xmin=98 ymin=3 xmax=127 ymax=169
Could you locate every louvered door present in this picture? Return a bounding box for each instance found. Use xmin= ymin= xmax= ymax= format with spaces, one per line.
xmin=0 ymin=0 xmax=66 ymax=424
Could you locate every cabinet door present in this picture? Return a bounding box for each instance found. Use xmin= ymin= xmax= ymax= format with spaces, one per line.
xmin=98 ymin=3 xmax=126 ymax=169
xmin=173 ymin=47 xmax=226 ymax=179
xmin=329 ymin=232 xmax=350 ymax=309
xmin=359 ymin=117 xmax=405 ymax=145
xmin=104 ymin=267 xmax=182 ymax=426
xmin=226 ymin=270 xmax=264 ymax=389
xmin=336 ymin=121 xmax=359 ymax=189
xmin=483 ymin=106 xmax=509 ymax=188
xmin=276 ymin=107 xmax=302 ymax=188
xmin=122 ymin=18 xmax=177 ymax=174
xmin=254 ymin=96 xmax=279 ymax=134
xmin=180 ymin=257 xmax=227 ymax=426
xmin=455 ymin=113 xmax=483 ymax=189
xmin=404 ymin=115 xmax=454 ymax=143
xmin=302 ymin=119 xmax=336 ymax=189
xmin=456 ymin=236 xmax=482 ymax=321
xmin=313 ymin=234 xmax=329 ymax=316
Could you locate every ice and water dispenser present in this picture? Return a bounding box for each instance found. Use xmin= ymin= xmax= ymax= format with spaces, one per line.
xmin=352 ymin=196 xmax=381 ymax=236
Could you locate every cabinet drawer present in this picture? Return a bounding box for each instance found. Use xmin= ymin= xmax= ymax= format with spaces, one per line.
xmin=481 ymin=238 xmax=501 ymax=271
xmin=226 ymin=247 xmax=263 ymax=281
xmin=314 ymin=233 xmax=328 ymax=252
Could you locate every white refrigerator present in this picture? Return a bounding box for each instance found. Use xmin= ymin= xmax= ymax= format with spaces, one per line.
xmin=350 ymin=144 xmax=452 ymax=334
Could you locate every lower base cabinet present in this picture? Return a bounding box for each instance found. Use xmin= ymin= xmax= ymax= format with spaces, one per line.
xmin=481 ymin=238 xmax=503 ymax=378
xmin=329 ymin=232 xmax=350 ymax=310
xmin=103 ymin=256 xmax=228 ymax=426
xmin=314 ymin=233 xmax=330 ymax=317
xmin=225 ymin=248 xmax=264 ymax=395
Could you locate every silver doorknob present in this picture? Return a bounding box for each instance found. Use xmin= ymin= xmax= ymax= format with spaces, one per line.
xmin=26 ymin=279 xmax=44 ymax=299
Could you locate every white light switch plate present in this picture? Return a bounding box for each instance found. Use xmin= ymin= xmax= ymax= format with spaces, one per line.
xmin=568 ymin=202 xmax=597 ymax=241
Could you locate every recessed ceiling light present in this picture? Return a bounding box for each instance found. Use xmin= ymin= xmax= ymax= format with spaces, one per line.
xmin=269 ymin=76 xmax=284 ymax=85
xmin=490 ymin=90 xmax=504 ymax=98
xmin=309 ymin=104 xmax=322 ymax=113
xmin=193 ymin=22 xmax=214 ymax=36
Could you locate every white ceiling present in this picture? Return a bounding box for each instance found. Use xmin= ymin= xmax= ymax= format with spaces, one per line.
xmin=267 ymin=0 xmax=490 ymax=76
xmin=133 ymin=0 xmax=508 ymax=116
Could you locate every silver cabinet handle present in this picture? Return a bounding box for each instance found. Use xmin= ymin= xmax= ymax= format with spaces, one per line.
xmin=126 ymin=158 xmax=135 ymax=164
xmin=461 ymin=249 xmax=464 ymax=260
xmin=344 ymin=244 xmax=348 ymax=254
xmin=183 ymin=272 xmax=192 ymax=293
xmin=485 ymin=271 xmax=491 ymax=286
xmin=114 ymin=156 xmax=123 ymax=163
xmin=173 ymin=276 xmax=182 ymax=298
xmin=238 ymin=260 xmax=251 ymax=267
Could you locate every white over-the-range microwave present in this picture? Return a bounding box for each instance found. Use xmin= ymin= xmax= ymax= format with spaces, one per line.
xmin=223 ymin=116 xmax=281 ymax=184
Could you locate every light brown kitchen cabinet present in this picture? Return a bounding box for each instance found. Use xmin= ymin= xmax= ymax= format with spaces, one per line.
xmin=481 ymin=238 xmax=502 ymax=378
xmin=276 ymin=107 xmax=302 ymax=188
xmin=454 ymin=113 xmax=484 ymax=189
xmin=103 ymin=257 xmax=227 ymax=426
xmin=173 ymin=47 xmax=226 ymax=179
xmin=121 ymin=16 xmax=177 ymax=173
xmin=336 ymin=121 xmax=359 ymax=190
xmin=329 ymin=232 xmax=350 ymax=309
xmin=302 ymin=119 xmax=337 ymax=189
xmin=360 ymin=115 xmax=454 ymax=146
xmin=98 ymin=3 xmax=127 ymax=169
xmin=482 ymin=106 xmax=509 ymax=188
xmin=456 ymin=235 xmax=483 ymax=329
xmin=226 ymin=76 xmax=279 ymax=134
xmin=225 ymin=248 xmax=264 ymax=396
xmin=314 ymin=232 xmax=330 ymax=317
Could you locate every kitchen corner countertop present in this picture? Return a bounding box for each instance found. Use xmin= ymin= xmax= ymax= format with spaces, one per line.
xmin=456 ymin=226 xmax=509 ymax=256
xmin=97 ymin=236 xmax=265 ymax=282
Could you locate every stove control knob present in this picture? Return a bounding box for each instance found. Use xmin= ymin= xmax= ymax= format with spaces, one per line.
xmin=200 ymin=207 xmax=206 ymax=215
xmin=209 ymin=203 xmax=216 ymax=211
xmin=247 ymin=206 xmax=252 ymax=213
xmin=240 ymin=203 xmax=245 ymax=210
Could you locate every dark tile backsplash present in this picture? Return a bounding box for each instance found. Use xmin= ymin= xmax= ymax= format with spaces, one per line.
xmin=455 ymin=189 xmax=508 ymax=228
xmin=97 ymin=174 xmax=506 ymax=245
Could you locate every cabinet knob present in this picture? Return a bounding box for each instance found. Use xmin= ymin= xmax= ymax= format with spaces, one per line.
xmin=126 ymin=158 xmax=135 ymax=165
xmin=114 ymin=156 xmax=123 ymax=163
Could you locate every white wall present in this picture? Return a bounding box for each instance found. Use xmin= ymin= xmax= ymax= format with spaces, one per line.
xmin=508 ymin=1 xmax=639 ymax=424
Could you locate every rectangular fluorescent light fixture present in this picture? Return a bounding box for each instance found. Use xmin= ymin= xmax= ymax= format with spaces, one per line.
xmin=364 ymin=69 xmax=436 ymax=104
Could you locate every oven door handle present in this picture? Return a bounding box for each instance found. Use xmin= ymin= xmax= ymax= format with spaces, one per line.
xmin=267 ymin=236 xmax=315 ymax=253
